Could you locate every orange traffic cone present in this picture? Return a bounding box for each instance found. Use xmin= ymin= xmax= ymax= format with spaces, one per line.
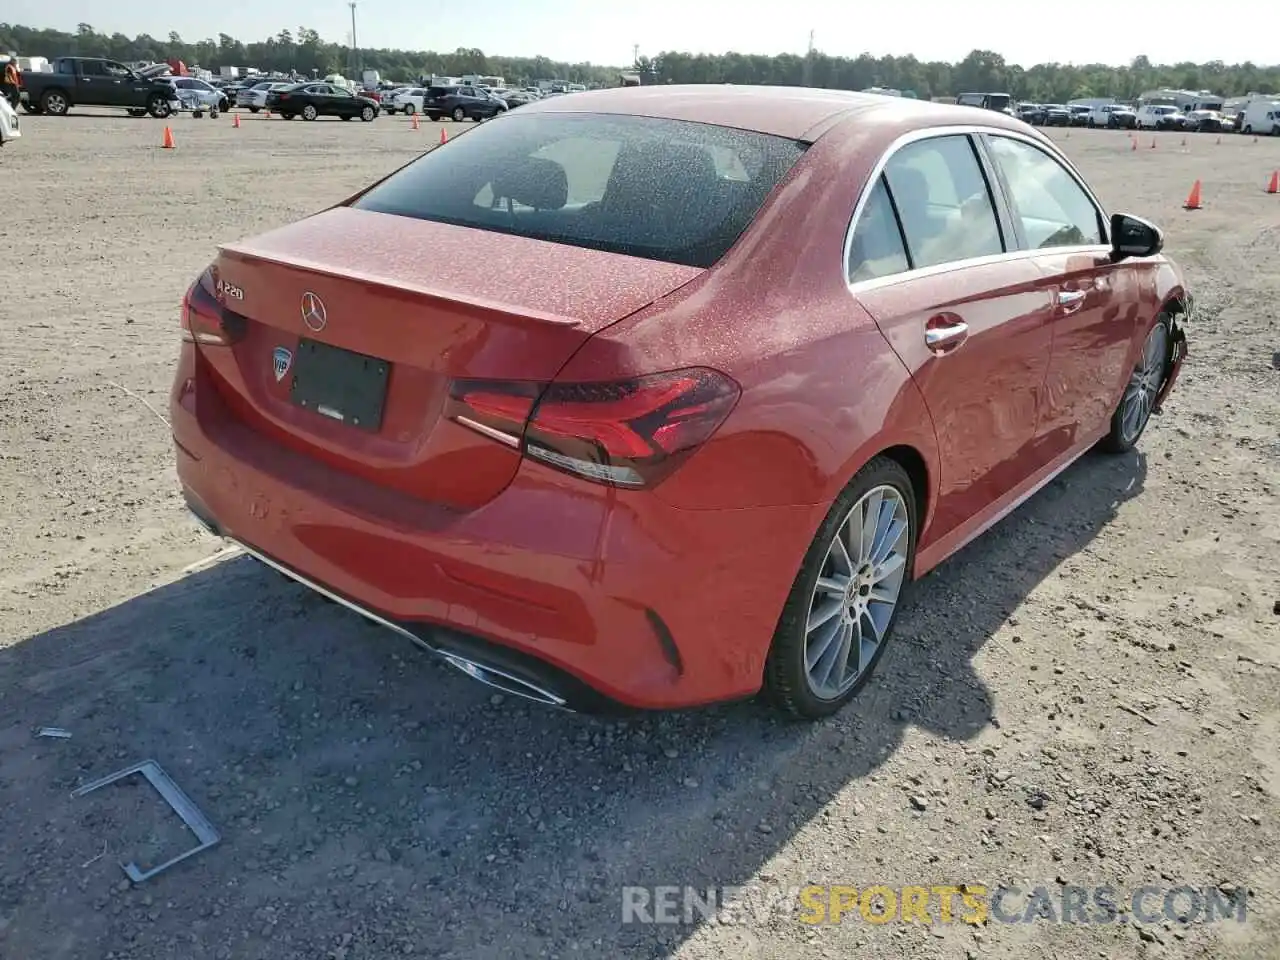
xmin=1267 ymin=171 xmax=1278 ymax=194
xmin=411 ymin=113 xmax=420 ymax=130
xmin=1183 ymin=180 xmax=1202 ymax=210
xmin=161 ymin=126 xmax=175 ymax=149
xmin=233 ymin=113 xmax=240 ymax=128
xmin=264 ymin=108 xmax=271 ymax=118
xmin=1131 ymin=137 xmax=1138 ymax=151
xmin=439 ymin=127 xmax=448 ymax=144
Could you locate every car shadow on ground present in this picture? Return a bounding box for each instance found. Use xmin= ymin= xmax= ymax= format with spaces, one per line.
xmin=0 ymin=449 xmax=1147 ymax=958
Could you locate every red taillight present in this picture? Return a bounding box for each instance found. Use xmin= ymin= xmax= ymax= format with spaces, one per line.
xmin=446 ymin=368 xmax=740 ymax=488
xmin=180 ymin=265 xmax=244 ymax=346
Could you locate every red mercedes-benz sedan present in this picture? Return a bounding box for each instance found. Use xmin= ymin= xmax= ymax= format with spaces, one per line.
xmin=171 ymin=85 xmax=1189 ymax=719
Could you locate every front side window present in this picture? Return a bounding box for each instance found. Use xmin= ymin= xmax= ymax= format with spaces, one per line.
xmin=986 ymin=136 xmax=1103 ymax=249
xmin=882 ymin=135 xmax=1004 ymax=269
xmin=352 ymin=113 xmax=806 ymax=268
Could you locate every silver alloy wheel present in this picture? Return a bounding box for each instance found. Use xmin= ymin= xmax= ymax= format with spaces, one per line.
xmin=1119 ymin=321 xmax=1170 ymax=444
xmin=804 ymin=485 xmax=910 ymax=700
xmin=45 ymin=92 xmax=67 ymax=114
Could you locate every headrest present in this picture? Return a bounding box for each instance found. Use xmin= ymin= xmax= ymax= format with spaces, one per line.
xmin=492 ymin=156 xmax=568 ymax=211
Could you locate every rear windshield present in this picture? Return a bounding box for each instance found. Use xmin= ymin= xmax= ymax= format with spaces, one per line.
xmin=351 ymin=113 xmax=807 ymax=268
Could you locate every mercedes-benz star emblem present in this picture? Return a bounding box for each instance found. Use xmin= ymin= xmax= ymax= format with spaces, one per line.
xmin=301 ymin=291 xmax=327 ymax=332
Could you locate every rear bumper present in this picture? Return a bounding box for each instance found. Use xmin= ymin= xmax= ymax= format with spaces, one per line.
xmin=170 ymin=343 xmax=816 ymax=711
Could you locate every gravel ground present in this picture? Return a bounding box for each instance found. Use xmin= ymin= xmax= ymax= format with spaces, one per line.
xmin=0 ymin=109 xmax=1278 ymax=960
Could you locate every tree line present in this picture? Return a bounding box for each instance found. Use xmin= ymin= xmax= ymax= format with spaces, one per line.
xmin=2 ymin=22 xmax=1277 ymax=103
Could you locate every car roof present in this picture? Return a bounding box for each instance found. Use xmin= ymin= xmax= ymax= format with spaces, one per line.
xmin=516 ymin=84 xmax=1032 ymax=141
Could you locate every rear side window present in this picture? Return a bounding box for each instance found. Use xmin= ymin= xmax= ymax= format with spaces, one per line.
xmin=883 ymin=135 xmax=1003 ymax=269
xmin=847 ymin=177 xmax=910 ymax=283
xmin=352 ymin=113 xmax=807 ymax=268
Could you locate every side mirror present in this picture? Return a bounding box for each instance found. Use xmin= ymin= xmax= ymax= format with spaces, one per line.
xmin=1110 ymin=212 xmax=1164 ymax=261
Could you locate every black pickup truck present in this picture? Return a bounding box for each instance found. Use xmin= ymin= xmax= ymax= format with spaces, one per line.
xmin=20 ymin=56 xmax=183 ymax=118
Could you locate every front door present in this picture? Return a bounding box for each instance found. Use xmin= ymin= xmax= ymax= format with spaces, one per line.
xmin=981 ymin=133 xmax=1140 ymax=455
xmin=847 ymin=133 xmax=1056 ymax=543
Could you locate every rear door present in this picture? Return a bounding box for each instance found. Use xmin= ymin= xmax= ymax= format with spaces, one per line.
xmin=980 ymin=133 xmax=1135 ymax=455
xmin=848 ymin=133 xmax=1056 ymax=542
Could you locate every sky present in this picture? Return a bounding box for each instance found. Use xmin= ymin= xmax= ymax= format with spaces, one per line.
xmin=6 ymin=0 xmax=1275 ymax=69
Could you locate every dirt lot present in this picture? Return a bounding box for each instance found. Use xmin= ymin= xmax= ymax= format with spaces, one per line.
xmin=1 ymin=107 xmax=1278 ymax=960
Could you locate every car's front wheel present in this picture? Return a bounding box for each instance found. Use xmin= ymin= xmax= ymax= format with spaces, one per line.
xmin=1101 ymin=314 xmax=1173 ymax=453
xmin=764 ymin=456 xmax=916 ymax=720
xmin=403 ymin=103 xmax=415 ymax=115
xmin=302 ymin=104 xmax=318 ymax=121
xmin=452 ymin=106 xmax=467 ymax=122
xmin=361 ymin=105 xmax=375 ymax=122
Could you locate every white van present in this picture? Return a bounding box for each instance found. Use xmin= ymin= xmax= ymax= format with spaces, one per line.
xmin=1239 ymin=100 xmax=1280 ymax=135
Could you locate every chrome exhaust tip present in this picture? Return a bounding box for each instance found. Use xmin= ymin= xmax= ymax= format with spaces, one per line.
xmin=438 ymin=652 xmax=570 ymax=710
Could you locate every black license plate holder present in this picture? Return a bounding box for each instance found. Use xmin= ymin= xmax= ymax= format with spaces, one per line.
xmin=289 ymin=338 xmax=390 ymax=432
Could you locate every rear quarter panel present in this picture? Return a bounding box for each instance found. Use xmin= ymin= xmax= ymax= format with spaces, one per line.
xmin=558 ymin=118 xmax=942 ymax=518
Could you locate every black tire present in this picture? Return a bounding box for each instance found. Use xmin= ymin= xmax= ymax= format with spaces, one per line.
xmin=427 ymin=112 xmax=441 ymax=122
xmin=40 ymin=89 xmax=69 ymax=116
xmin=302 ymin=104 xmax=318 ymax=121
xmin=219 ymin=98 xmax=229 ymax=113
xmin=763 ymin=456 xmax=918 ymax=720
xmin=147 ymin=95 xmax=171 ymax=119
xmin=126 ymin=108 xmax=147 ymax=118
xmin=452 ymin=106 xmax=466 ymax=122
xmin=1100 ymin=314 xmax=1173 ymax=454
xmin=403 ymin=103 xmax=415 ymax=115
xmin=248 ymin=106 xmax=260 ymax=114
xmin=361 ymin=105 xmax=375 ymax=122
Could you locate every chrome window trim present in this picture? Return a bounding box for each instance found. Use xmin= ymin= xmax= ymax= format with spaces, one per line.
xmin=842 ymin=124 xmax=1111 ymax=294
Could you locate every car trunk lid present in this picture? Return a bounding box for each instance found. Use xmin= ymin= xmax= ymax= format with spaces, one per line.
xmin=200 ymin=206 xmax=701 ymax=510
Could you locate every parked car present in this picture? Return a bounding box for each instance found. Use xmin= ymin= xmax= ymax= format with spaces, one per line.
xmin=167 ymin=76 xmax=229 ymax=115
xmin=0 ymin=93 xmax=21 ymax=146
xmin=1089 ymin=103 xmax=1137 ymax=128
xmin=387 ymin=87 xmax=426 ymax=114
xmin=172 ymin=86 xmax=1190 ymax=719
xmin=488 ymin=87 xmax=537 ymax=108
xmin=265 ymin=82 xmax=379 ymax=121
xmin=19 ymin=56 xmax=182 ymax=118
xmin=1183 ymin=109 xmax=1227 ymax=133
xmin=423 ymin=84 xmax=508 ymax=122
xmin=1136 ymin=104 xmax=1185 ymax=130
xmin=381 ymin=87 xmax=418 ymax=113
xmin=1041 ymin=104 xmax=1071 ymax=126
xmin=237 ymin=81 xmax=291 ymax=112
xmin=1016 ymin=103 xmax=1046 ymax=125
xmin=1067 ymin=105 xmax=1092 ymax=126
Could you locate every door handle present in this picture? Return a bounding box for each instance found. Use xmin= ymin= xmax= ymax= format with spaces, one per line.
xmin=924 ymin=318 xmax=969 ymax=351
xmin=1057 ymin=290 xmax=1087 ymax=310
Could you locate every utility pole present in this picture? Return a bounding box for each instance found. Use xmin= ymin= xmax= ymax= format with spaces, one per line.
xmin=802 ymin=29 xmax=814 ymax=87
xmin=348 ymin=2 xmax=359 ymax=77
xmin=633 ymin=43 xmax=639 ymax=67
